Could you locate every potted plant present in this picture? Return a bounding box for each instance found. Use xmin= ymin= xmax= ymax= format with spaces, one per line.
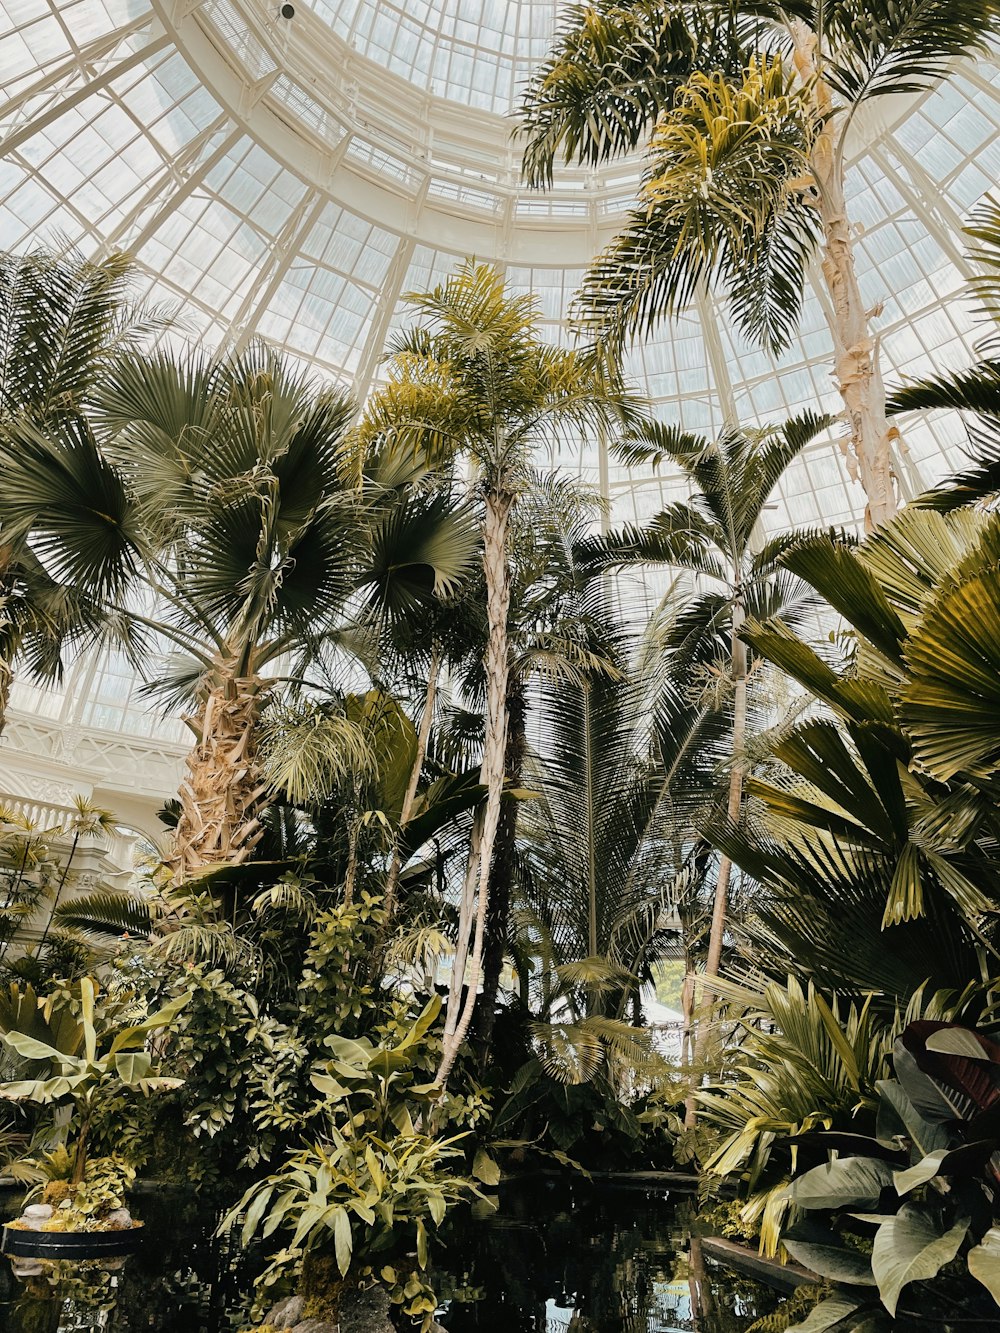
xmin=0 ymin=977 xmax=187 ymax=1260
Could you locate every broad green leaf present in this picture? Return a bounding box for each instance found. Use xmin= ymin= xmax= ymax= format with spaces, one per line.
xmin=114 ymin=1051 xmax=152 ymax=1085
xmin=368 ymin=1049 xmax=411 ymax=1077
xmin=875 ymin=1080 xmax=949 ymax=1157
xmin=787 ymin=1293 xmax=867 ymax=1331
xmin=0 ymin=1078 xmax=56 ymax=1101
xmin=240 ymin=1186 xmax=274 ymax=1245
xmin=408 ymin=1082 xmax=443 ymax=1101
xmin=311 ymin=1072 xmax=350 ymax=1100
xmin=783 ymin=1222 xmax=878 ymax=1287
xmin=968 ymin=1226 xmax=1000 ymax=1307
xmin=323 ymin=1034 xmax=373 ymax=1066
xmin=787 ymin=1157 xmax=895 ymax=1211
xmin=333 ymin=1206 xmax=352 ymax=1277
xmin=290 ymin=1203 xmax=325 ymax=1251
xmin=472 ymin=1148 xmax=501 ymax=1187
xmin=893 ymin=1044 xmax=972 ymax=1124
xmin=415 ymin=1217 xmax=428 ymax=1269
xmin=262 ymin=1189 xmax=295 ymax=1238
xmin=107 ymin=992 xmax=190 ymax=1056
xmin=924 ymin=1028 xmax=993 ymax=1060
xmin=871 ymin=1204 xmax=969 ymax=1316
xmin=364 ymin=1143 xmax=386 ymax=1193
xmin=401 ymin=994 xmax=442 ymax=1047
xmin=2 ymin=1031 xmax=68 ymax=1063
xmin=390 ymin=1103 xmax=415 ymax=1136
xmin=137 ymin=1076 xmax=182 ymax=1094
xmin=893 ymin=1148 xmax=948 ymax=1196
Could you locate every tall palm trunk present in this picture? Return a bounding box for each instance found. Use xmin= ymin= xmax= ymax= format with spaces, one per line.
xmin=0 ymin=550 xmax=15 ymax=736
xmin=0 ymin=653 xmax=11 ymax=738
xmin=170 ymin=663 xmax=268 ymax=881
xmin=686 ymin=594 xmax=747 ymax=1125
xmin=436 ymin=487 xmax=512 ymax=1087
xmin=384 ymin=644 xmax=441 ymax=921
xmin=474 ymin=680 xmax=526 ymax=1055
xmin=792 ymin=21 xmax=898 ymax=530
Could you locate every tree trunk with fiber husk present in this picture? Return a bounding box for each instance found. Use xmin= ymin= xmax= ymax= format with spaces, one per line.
xmin=686 ymin=594 xmax=747 ymax=1126
xmin=436 ymin=488 xmax=512 ymax=1088
xmin=473 ymin=680 xmax=527 ymax=1057
xmin=169 ymin=667 xmax=268 ymax=882
xmin=791 ymin=21 xmax=898 ymax=531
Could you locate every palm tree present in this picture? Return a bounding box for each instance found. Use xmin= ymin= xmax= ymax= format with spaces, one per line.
xmin=719 ymin=505 xmax=1000 ymax=1004
xmin=353 ymin=261 xmax=645 ymax=1086
xmin=0 ymin=249 xmax=159 ymax=730
xmin=404 ymin=478 xmax=630 ymax=1055
xmin=33 ymin=797 xmax=117 ymax=958
xmin=579 ymin=412 xmax=830 ymax=1031
xmin=519 ymin=0 xmax=1000 ymax=528
xmin=474 ymin=479 xmax=633 ymax=1053
xmin=0 ymin=342 xmax=478 ymax=881
xmin=517 ymin=670 xmax=694 ymax=1040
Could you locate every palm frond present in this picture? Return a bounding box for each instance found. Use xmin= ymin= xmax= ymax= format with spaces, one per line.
xmin=259 ymin=702 xmax=374 ymax=807
xmin=517 ymin=0 xmax=745 ymax=185
xmin=577 ymin=502 xmax=726 ymax=581
xmin=611 ymin=419 xmax=712 ymax=471
xmin=822 ymin=0 xmax=1000 ymax=108
xmin=0 ymin=414 xmax=140 ymax=601
xmin=901 ymin=515 xmax=1000 ymax=782
xmin=888 ymin=359 xmax=1000 ymax=419
xmin=571 ymin=57 xmax=819 ymax=355
xmin=53 ymin=891 xmax=152 ymax=940
xmin=0 ymin=249 xmax=158 ymax=424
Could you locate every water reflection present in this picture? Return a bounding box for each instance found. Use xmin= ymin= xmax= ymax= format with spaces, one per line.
xmin=0 ymin=1181 xmax=779 ymax=1333
xmin=433 ymin=1181 xmax=780 ymax=1333
xmin=5 ymin=1260 xmax=120 ymax=1333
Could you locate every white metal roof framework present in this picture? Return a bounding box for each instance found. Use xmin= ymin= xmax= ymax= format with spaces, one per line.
xmin=1 ymin=0 xmax=999 ymax=805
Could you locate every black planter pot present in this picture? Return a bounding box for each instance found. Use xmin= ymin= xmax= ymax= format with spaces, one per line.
xmin=1 ymin=1223 xmax=143 ymax=1259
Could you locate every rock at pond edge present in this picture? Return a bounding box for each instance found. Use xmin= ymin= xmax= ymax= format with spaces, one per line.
xmin=266 ymin=1297 xmax=304 ymax=1328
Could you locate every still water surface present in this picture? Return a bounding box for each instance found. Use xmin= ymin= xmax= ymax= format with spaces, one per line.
xmin=0 ymin=1180 xmax=782 ymax=1333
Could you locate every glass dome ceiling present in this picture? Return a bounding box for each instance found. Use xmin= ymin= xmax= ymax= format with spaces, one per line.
xmin=3 ymin=0 xmax=1000 ymax=746
xmin=314 ymin=0 xmax=562 ymax=110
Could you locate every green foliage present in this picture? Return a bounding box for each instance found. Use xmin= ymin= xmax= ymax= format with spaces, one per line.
xmin=0 ymin=976 xmax=186 ymax=1185
xmin=518 ymin=0 xmax=1000 ymax=356
xmin=718 ymin=507 xmax=1000 ymax=1002
xmin=698 ymin=977 xmax=899 ymax=1255
xmin=765 ymin=1020 xmax=1000 ymax=1325
xmin=0 ymin=250 xmax=162 ymax=709
xmin=573 ymin=56 xmax=821 ymax=355
xmin=746 ymin=1282 xmax=832 ymax=1333
xmin=223 ymin=986 xmax=488 ymax=1327
xmin=225 ymin=1127 xmax=471 ymax=1273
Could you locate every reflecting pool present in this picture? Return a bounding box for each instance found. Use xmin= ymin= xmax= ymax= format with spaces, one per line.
xmin=0 ymin=1180 xmax=782 ymax=1332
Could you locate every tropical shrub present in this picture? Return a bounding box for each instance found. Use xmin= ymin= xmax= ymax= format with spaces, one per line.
xmin=774 ymin=1021 xmax=1000 ymax=1328
xmin=698 ymin=978 xmax=896 ymax=1253
xmin=223 ymin=995 xmax=491 ymax=1327
xmin=226 ymin=1128 xmax=475 ymax=1328
xmin=0 ymin=976 xmax=186 ymax=1189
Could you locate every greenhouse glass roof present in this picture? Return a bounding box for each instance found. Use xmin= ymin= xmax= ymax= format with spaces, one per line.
xmin=2 ymin=0 xmax=1000 ymax=744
